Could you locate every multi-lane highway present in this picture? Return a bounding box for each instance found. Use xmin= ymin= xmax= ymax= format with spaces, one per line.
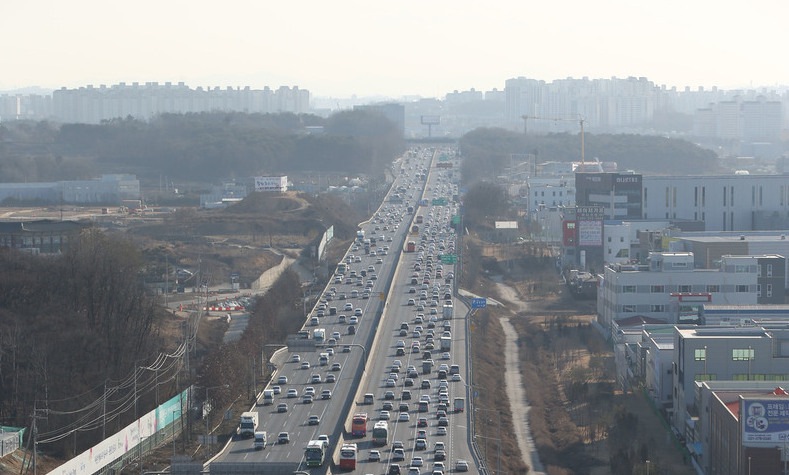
xmin=209 ymin=147 xmax=477 ymax=475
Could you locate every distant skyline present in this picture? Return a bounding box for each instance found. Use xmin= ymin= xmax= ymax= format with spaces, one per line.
xmin=3 ymin=0 xmax=788 ymax=98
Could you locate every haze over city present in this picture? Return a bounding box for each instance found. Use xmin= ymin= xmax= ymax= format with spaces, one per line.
xmin=3 ymin=0 xmax=788 ymax=98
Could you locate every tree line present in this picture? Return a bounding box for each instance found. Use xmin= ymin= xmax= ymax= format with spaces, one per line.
xmin=0 ymin=109 xmax=405 ymax=183
xmin=458 ymin=127 xmax=721 ymax=185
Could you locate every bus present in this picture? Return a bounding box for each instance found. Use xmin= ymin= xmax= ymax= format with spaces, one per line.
xmin=351 ymin=413 xmax=368 ymax=437
xmin=372 ymin=421 xmax=389 ymax=446
xmin=304 ymin=440 xmax=326 ymax=467
xmin=416 ymin=215 xmax=423 ymax=224
xmin=406 ymin=241 xmax=416 ymax=252
xmin=338 ymin=443 xmax=358 ymax=470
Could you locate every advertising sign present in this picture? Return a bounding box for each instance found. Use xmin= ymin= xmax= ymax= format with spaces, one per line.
xmin=576 ymin=206 xmax=604 ymax=247
xmin=742 ymin=399 xmax=789 ymax=443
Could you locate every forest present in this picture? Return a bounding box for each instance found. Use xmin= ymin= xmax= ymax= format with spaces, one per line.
xmin=0 ymin=109 xmax=405 ymax=183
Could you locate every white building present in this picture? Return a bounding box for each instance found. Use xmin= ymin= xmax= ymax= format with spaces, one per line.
xmin=642 ymin=174 xmax=789 ymax=232
xmin=597 ymin=253 xmax=783 ymax=334
xmin=602 ymin=220 xmax=670 ymax=265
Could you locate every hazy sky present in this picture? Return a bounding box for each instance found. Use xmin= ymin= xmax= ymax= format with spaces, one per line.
xmin=3 ymin=0 xmax=788 ymax=97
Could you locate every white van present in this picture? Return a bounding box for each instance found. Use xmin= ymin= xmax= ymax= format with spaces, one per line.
xmin=262 ymin=389 xmax=274 ymax=405
xmin=254 ymin=431 xmax=267 ymax=450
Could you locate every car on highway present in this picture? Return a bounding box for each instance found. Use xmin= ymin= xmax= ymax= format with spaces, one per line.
xmin=277 ymin=375 xmax=288 ymax=384
xmin=308 ymin=415 xmax=320 ymax=425
xmin=291 ymin=354 xmax=301 ymax=362
xmin=417 ymin=417 xmax=428 ymax=427
xmin=311 ymin=374 xmax=322 ymax=383
xmin=300 ymin=361 xmax=310 ymax=369
xmin=277 ymin=432 xmax=290 ymax=444
xmin=410 ymin=456 xmax=424 ymax=467
xmin=277 ymin=403 xmax=288 ymax=413
xmin=326 ymin=373 xmax=336 ymax=383
xmin=384 ymin=391 xmax=395 ymax=400
xmin=369 ymin=450 xmax=381 ymax=461
xmin=379 ymin=410 xmax=390 ymax=420
xmin=302 ymin=394 xmax=313 ymax=404
xmin=349 ymin=316 xmax=358 ymax=324
xmin=331 ymin=362 xmax=342 ymax=371
xmin=398 ymin=412 xmax=410 ymax=422
xmin=456 ymin=460 xmax=469 ymax=472
xmin=321 ymin=389 xmax=332 ymax=400
xmin=415 ymin=438 xmax=427 ymax=450
xmin=272 ymin=385 xmax=281 ymax=394
xmin=436 ymin=426 xmax=447 ymax=436
xmin=392 ymin=448 xmax=405 ymax=461
xmin=386 ymin=378 xmax=396 ymax=387
xmin=286 ymin=388 xmax=298 ymax=398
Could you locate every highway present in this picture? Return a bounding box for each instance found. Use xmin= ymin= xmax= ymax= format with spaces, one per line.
xmin=209 ymin=148 xmax=454 ymax=474
xmin=341 ymin=152 xmax=475 ymax=475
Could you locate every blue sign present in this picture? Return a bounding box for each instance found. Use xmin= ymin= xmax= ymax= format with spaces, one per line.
xmin=742 ymin=399 xmax=789 ymax=443
xmin=471 ymin=298 xmax=487 ymax=309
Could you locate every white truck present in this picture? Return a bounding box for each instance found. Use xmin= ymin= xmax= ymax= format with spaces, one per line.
xmin=254 ymin=431 xmax=267 ymax=450
xmin=239 ymin=411 xmax=259 ymax=438
xmin=442 ymin=303 xmax=453 ymax=320
xmin=440 ymin=336 xmax=451 ymax=351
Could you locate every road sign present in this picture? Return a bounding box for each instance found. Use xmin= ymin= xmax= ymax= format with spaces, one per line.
xmin=471 ymin=298 xmax=487 ymax=309
xmin=451 ymin=215 xmax=460 ymax=225
xmin=440 ymin=254 xmax=458 ymax=264
xmin=432 ymin=198 xmax=447 ymax=206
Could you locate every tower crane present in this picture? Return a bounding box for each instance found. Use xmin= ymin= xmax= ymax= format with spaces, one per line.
xmin=521 ymin=115 xmax=586 ymax=165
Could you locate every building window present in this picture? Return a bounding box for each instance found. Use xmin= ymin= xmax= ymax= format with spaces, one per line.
xmin=694 ymin=187 xmax=698 ymax=207
xmin=622 ymin=305 xmax=636 ymax=312
xmin=651 ymin=304 xmax=665 ymax=312
xmin=706 ymin=285 xmax=720 ymax=293
xmin=736 ymin=285 xmax=749 ymax=293
xmin=694 ymin=348 xmax=706 ymax=361
xmin=622 ymin=285 xmax=637 ymax=293
xmin=651 ymin=285 xmax=664 ymax=293
xmin=723 ymin=187 xmax=726 ymax=206
xmin=767 ymin=264 xmax=773 ymax=277
xmin=620 ymin=236 xmax=624 ymax=242
xmin=732 ymin=348 xmax=754 ymax=361
xmin=767 ymin=284 xmax=773 ymax=298
xmin=757 ymin=284 xmax=761 ymax=297
xmin=735 ymin=265 xmax=749 ymax=273
xmin=608 ymin=236 xmax=612 ymax=242
xmin=696 ymin=373 xmax=717 ymax=381
xmin=678 ymin=285 xmax=692 ymax=293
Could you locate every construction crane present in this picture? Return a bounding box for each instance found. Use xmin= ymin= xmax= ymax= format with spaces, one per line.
xmin=521 ymin=115 xmax=586 ymax=165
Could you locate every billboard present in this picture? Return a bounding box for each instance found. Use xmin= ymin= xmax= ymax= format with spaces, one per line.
xmin=420 ymin=115 xmax=441 ymax=125
xmin=576 ymin=206 xmax=604 ymax=247
xmin=254 ymin=176 xmax=288 ymax=192
xmin=742 ymin=398 xmax=789 ymax=443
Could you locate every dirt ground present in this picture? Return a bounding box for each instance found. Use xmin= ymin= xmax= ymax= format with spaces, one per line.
xmin=469 ymin=240 xmax=693 ymax=475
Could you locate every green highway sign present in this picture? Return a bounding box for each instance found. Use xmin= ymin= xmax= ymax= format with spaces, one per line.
xmin=432 ymin=198 xmax=447 ymax=206
xmin=440 ymin=254 xmax=458 ymax=264
xmin=451 ymin=215 xmax=460 ymax=225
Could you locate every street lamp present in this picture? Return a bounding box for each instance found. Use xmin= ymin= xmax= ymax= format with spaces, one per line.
xmin=646 ymin=459 xmax=650 ymax=475
xmin=204 ymin=384 xmax=229 ymax=456
xmin=474 ymin=406 xmax=502 ymax=474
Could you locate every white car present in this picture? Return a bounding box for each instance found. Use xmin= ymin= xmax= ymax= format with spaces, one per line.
xmin=379 ymin=410 xmax=391 ymax=420
xmin=398 ymin=412 xmax=410 ymax=422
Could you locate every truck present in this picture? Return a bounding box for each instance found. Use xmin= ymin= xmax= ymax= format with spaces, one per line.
xmin=313 ymin=328 xmax=326 ymax=343
xmin=442 ymin=303 xmax=453 ymax=320
xmin=453 ymin=397 xmax=465 ymax=413
xmin=262 ymin=389 xmax=274 ymax=405
xmin=440 ymin=336 xmax=451 ymax=351
xmin=254 ymin=431 xmax=267 ymax=449
xmin=406 ymin=241 xmax=416 ymax=252
xmin=422 ymin=359 xmax=433 ymax=375
xmin=239 ymin=411 xmax=258 ymax=438
xmin=356 ymin=229 xmax=365 ymax=241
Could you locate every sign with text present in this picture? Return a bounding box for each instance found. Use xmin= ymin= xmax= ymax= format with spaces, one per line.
xmin=742 ymin=398 xmax=789 ymax=444
xmin=440 ymin=254 xmax=458 ymax=264
xmin=471 ymin=298 xmax=487 ymax=309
